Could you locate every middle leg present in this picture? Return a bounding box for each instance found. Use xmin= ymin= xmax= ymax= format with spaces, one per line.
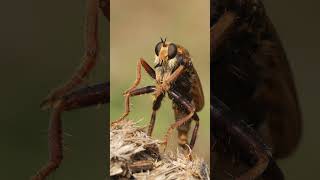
xmin=114 ymin=86 xmax=156 ymax=124
xmin=147 ymin=93 xmax=165 ymax=136
xmin=32 ymin=82 xmax=109 ymax=180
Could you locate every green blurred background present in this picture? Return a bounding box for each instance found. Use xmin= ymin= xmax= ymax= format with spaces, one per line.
xmin=110 ymin=0 xmax=211 ymax=164
xmin=0 ymin=0 xmax=319 ymax=179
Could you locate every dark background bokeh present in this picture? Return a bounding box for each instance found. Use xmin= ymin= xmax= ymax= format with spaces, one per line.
xmin=264 ymin=1 xmax=320 ymax=179
xmin=0 ymin=0 xmax=319 ymax=180
xmin=0 ymin=0 xmax=109 ymax=179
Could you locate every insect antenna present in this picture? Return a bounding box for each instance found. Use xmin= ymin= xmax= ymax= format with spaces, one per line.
xmin=160 ymin=37 xmax=167 ymax=46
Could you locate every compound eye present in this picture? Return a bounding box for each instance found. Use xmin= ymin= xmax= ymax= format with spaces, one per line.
xmin=168 ymin=43 xmax=177 ymax=59
xmin=155 ymin=42 xmax=163 ymax=56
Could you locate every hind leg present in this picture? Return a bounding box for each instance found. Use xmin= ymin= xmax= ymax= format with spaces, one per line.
xmin=189 ymin=113 xmax=200 ymax=149
xmin=173 ymin=104 xmax=192 ymax=148
xmin=164 ymin=90 xmax=197 ymax=150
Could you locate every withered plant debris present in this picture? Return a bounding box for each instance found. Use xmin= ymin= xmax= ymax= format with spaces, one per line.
xmin=110 ymin=119 xmax=210 ymax=180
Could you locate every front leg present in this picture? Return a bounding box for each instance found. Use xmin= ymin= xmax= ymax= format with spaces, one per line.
xmin=166 ymin=65 xmax=185 ymax=83
xmin=154 ymin=65 xmax=185 ymax=97
xmin=124 ymin=58 xmax=155 ymax=94
xmin=118 ymin=59 xmax=156 ymax=121
xmin=41 ymin=0 xmax=100 ymax=109
xmin=31 ymin=82 xmax=109 ymax=180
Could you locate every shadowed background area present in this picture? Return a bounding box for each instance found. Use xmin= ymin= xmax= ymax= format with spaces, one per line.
xmin=0 ymin=0 xmax=109 ymax=179
xmin=110 ymin=0 xmax=211 ymax=164
xmin=264 ymin=1 xmax=320 ymax=179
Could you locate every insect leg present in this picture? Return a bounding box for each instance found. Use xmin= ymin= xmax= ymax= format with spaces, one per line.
xmin=140 ymin=58 xmax=156 ymax=79
xmin=32 ymin=101 xmax=65 ymax=180
xmin=62 ymin=82 xmax=109 ymax=110
xmin=124 ymin=58 xmax=156 ymax=95
xmin=147 ymin=93 xmax=165 ymax=136
xmin=171 ymin=99 xmax=199 ymax=149
xmin=172 ymin=105 xmax=192 ymax=148
xmin=40 ymin=0 xmax=100 ymax=109
xmin=32 ymin=82 xmax=109 ymax=180
xmin=211 ymin=96 xmax=284 ymax=180
xmin=118 ymin=58 xmax=156 ymax=121
xmin=189 ymin=113 xmax=200 ymax=149
xmin=116 ymin=86 xmax=156 ymax=123
xmin=211 ymin=11 xmax=236 ymax=56
xmin=164 ymin=65 xmax=185 ymax=84
xmin=165 ymin=90 xmax=196 ymax=149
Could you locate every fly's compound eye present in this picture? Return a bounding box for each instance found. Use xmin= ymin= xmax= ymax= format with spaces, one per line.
xmin=155 ymin=42 xmax=163 ymax=56
xmin=168 ymin=43 xmax=177 ymax=59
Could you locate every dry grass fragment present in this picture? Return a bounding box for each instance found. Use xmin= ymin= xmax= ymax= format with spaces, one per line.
xmin=110 ymin=119 xmax=210 ymax=180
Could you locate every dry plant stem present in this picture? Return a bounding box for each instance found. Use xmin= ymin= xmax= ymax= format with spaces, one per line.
xmin=41 ymin=0 xmax=99 ymax=109
xmin=110 ymin=119 xmax=210 ymax=180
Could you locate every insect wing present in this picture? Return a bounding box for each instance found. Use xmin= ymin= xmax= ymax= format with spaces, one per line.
xmin=191 ymin=66 xmax=205 ymax=112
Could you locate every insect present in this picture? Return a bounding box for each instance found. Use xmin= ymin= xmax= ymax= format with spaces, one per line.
xmin=31 ymin=0 xmax=110 ymax=179
xmin=115 ymin=38 xmax=204 ymax=150
xmin=211 ymin=0 xmax=302 ymax=179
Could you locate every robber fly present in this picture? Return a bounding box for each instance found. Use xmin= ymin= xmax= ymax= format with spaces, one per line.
xmin=31 ymin=0 xmax=110 ymax=180
xmin=211 ymin=0 xmax=302 ymax=179
xmin=115 ymin=38 xmax=204 ymax=150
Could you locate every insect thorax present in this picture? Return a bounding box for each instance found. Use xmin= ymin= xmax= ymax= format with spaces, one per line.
xmin=155 ymin=56 xmax=195 ymax=109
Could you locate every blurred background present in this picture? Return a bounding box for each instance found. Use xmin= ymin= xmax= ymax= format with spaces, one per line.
xmin=110 ymin=0 xmax=211 ymax=164
xmin=0 ymin=0 xmax=320 ymax=179
xmin=0 ymin=0 xmax=109 ymax=179
xmin=264 ymin=1 xmax=320 ymax=179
